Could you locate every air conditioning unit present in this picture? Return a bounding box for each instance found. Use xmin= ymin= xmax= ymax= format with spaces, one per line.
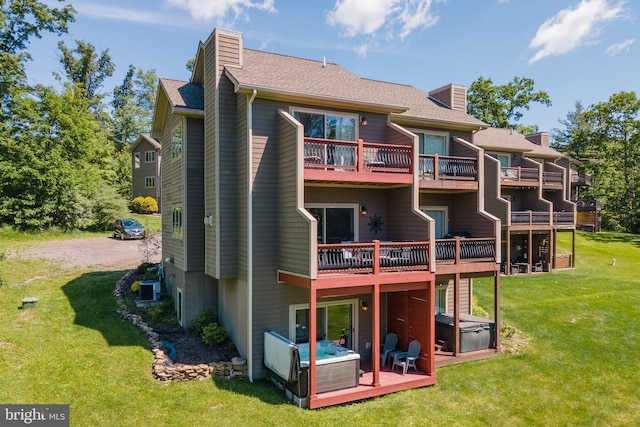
xmin=139 ymin=280 xmax=161 ymax=302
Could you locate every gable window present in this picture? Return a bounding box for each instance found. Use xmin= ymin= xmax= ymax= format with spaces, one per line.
xmin=293 ymin=109 xmax=357 ymax=141
xmin=172 ymin=205 xmax=183 ymax=237
xmin=171 ymin=123 xmax=183 ymax=159
xmin=134 ymin=152 xmax=140 ymax=169
xmin=306 ymin=204 xmax=357 ymax=244
xmin=145 ymin=176 xmax=155 ymax=188
xmin=422 ymin=206 xmax=448 ymax=239
xmin=145 ymin=151 xmax=156 ymax=163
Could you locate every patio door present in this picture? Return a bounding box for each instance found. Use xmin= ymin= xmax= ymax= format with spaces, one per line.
xmin=307 ymin=205 xmax=357 ymax=243
xmin=290 ymin=300 xmax=358 ymax=350
xmin=423 ymin=207 xmax=448 ymax=239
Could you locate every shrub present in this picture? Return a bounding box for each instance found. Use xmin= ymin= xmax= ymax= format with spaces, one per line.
xmin=131 ymin=281 xmax=140 ymax=293
xmin=131 ymin=196 xmax=158 ymax=214
xmin=131 ymin=196 xmax=145 ymax=213
xmin=201 ymin=322 xmax=228 ymax=346
xmin=191 ymin=308 xmax=216 ymax=336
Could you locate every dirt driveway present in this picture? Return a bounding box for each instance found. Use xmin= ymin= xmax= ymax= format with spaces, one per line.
xmin=14 ymin=236 xmax=161 ymax=270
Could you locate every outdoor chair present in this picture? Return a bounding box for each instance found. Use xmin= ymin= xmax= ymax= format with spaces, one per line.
xmin=380 ymin=333 xmax=398 ymax=367
xmin=392 ymin=340 xmax=421 ymax=375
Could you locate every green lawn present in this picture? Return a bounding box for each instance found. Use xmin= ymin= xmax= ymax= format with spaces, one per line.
xmin=1 ymin=231 xmax=639 ymax=426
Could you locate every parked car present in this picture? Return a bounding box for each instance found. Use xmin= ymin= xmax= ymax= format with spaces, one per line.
xmin=112 ymin=218 xmax=146 ymax=240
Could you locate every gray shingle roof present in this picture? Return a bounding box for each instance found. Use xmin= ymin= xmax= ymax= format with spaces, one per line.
xmin=160 ymin=78 xmax=204 ymax=110
xmin=474 ymin=127 xmax=563 ymax=159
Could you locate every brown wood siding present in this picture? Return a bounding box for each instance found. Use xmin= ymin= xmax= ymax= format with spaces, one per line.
xmin=483 ymin=155 xmax=508 ymax=223
xmin=278 ymin=110 xmax=313 ymax=275
xmin=203 ymin=35 xmax=218 ymax=278
xmin=236 ymin=95 xmax=249 ymax=280
xmin=184 ymin=117 xmax=205 ymax=271
xmin=387 ymin=187 xmax=429 ymax=241
xmin=452 ymin=86 xmax=467 ymax=112
xmin=439 ymin=278 xmax=471 ymax=314
xmin=162 ymin=112 xmax=185 ymax=268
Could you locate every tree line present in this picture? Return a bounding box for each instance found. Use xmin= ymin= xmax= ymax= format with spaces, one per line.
xmin=0 ymin=1 xmax=156 ymax=231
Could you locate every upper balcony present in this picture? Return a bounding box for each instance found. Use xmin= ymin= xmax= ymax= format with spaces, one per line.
xmin=510 ymin=211 xmax=551 ymax=227
xmin=434 ymin=237 xmax=497 ymax=275
xmin=418 ymin=154 xmax=479 ymax=191
xmin=542 ymin=171 xmax=564 ymax=191
xmin=571 ymin=173 xmax=592 ymax=187
xmin=304 ymin=138 xmax=413 ymax=186
xmin=500 ymin=167 xmax=539 ymax=187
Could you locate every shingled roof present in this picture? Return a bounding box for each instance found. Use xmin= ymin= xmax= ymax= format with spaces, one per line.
xmin=224 ymin=49 xmax=486 ymax=129
xmin=474 ymin=127 xmax=562 ymax=159
xmin=160 ymin=78 xmax=204 ymax=111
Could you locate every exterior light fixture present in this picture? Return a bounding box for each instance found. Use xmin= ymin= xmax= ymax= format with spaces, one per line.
xmin=360 ymin=300 xmax=368 ymax=311
xmin=360 ymin=206 xmax=367 ymax=215
xmin=360 ymin=116 xmax=368 ymax=126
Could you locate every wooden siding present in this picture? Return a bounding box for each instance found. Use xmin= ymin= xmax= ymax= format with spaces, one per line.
xmin=203 ymin=34 xmax=218 ymax=278
xmin=237 ymin=95 xmax=249 ymax=282
xmin=483 ymin=155 xmax=509 ymax=223
xmin=438 ymin=277 xmax=472 ymax=314
xmin=131 ymin=139 xmax=159 ymax=201
xmin=161 ymin=112 xmax=185 ymax=268
xmin=278 ymin=110 xmax=314 ymax=276
xmin=387 ymin=187 xmax=430 ymax=241
xmin=184 ymin=117 xmax=206 ymax=271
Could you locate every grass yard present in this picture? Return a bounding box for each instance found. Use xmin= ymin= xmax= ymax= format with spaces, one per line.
xmin=1 ymin=231 xmax=640 ymax=426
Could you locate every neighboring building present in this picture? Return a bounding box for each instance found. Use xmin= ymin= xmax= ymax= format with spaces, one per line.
xmin=150 ymin=28 xmax=574 ymax=409
xmin=474 ymin=128 xmax=577 ymax=273
xmin=130 ymin=134 xmax=162 ymax=212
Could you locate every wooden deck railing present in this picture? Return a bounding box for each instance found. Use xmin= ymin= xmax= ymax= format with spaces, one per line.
xmin=500 ymin=167 xmax=539 ymax=183
xmin=304 ymin=138 xmax=412 ymax=174
xmin=435 ymin=238 xmax=496 ymax=265
xmin=542 ymin=171 xmax=563 ymax=187
xmin=418 ymin=154 xmax=478 ymax=181
xmin=511 ymin=211 xmax=551 ymax=225
xmin=554 ymin=212 xmax=575 ymax=225
xmin=571 ymin=173 xmax=592 ymax=186
xmin=317 ymin=241 xmax=429 ymax=275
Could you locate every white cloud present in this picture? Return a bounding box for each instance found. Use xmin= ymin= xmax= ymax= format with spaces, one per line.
xmin=327 ymin=0 xmax=439 ymax=40
xmin=165 ymin=0 xmax=275 ymax=22
xmin=528 ymin=0 xmax=626 ymax=65
xmin=605 ymin=38 xmax=635 ymax=55
xmin=74 ymin=3 xmax=176 ymax=26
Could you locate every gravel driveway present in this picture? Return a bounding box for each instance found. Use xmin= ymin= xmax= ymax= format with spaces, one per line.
xmin=13 ymin=236 xmax=161 ymax=270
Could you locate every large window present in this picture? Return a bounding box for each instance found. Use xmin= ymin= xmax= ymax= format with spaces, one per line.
xmin=293 ymin=109 xmax=357 ymax=141
xmin=423 ymin=207 xmax=448 ymax=239
xmin=415 ymin=130 xmax=449 ymax=155
xmin=145 ymin=151 xmax=156 ymax=163
xmin=172 ymin=205 xmax=183 ymax=237
xmin=171 ymin=123 xmax=183 ymax=159
xmin=489 ymin=152 xmax=510 ymax=167
xmin=289 ymin=299 xmax=358 ymax=350
xmin=307 ymin=205 xmax=357 ymax=244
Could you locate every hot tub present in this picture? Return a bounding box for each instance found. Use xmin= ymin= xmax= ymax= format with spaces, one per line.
xmin=435 ymin=313 xmax=495 ymax=353
xmin=263 ymin=331 xmax=360 ymax=400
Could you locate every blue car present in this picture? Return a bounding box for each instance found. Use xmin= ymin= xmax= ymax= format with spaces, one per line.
xmin=112 ymin=218 xmax=146 ymax=240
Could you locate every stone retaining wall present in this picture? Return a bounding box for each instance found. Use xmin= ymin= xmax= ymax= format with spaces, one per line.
xmin=114 ymin=271 xmax=246 ymax=382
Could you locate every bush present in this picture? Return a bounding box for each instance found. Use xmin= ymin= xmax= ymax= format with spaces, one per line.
xmin=130 ymin=281 xmax=140 ymax=293
xmin=191 ymin=308 xmax=216 ymax=336
xmin=131 ymin=196 xmax=158 ymax=214
xmin=201 ymin=322 xmax=228 ymax=346
xmin=131 ymin=196 xmax=145 ymax=213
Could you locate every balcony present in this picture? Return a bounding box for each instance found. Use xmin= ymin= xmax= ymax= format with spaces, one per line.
xmin=576 ymin=199 xmax=600 ymax=211
xmin=553 ymin=211 xmax=576 ymax=226
xmin=418 ymin=154 xmax=479 ymax=191
xmin=434 ymin=237 xmax=497 ymax=275
xmin=571 ymin=173 xmax=592 ymax=187
xmin=510 ymin=211 xmax=551 ymax=226
xmin=542 ymin=171 xmax=564 ymax=190
xmin=317 ymin=241 xmax=429 ymax=275
xmin=304 ymin=138 xmax=413 ymax=185
xmin=500 ymin=167 xmax=539 ymax=186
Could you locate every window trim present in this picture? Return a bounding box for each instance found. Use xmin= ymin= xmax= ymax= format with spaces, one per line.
xmin=145 ymin=150 xmax=156 ymax=163
xmin=145 ymin=176 xmax=155 ymax=188
xmin=421 ymin=205 xmax=449 ymax=239
xmin=489 ymin=152 xmax=511 ymax=168
xmin=172 ymin=205 xmax=183 ymax=238
xmin=134 ymin=152 xmax=141 ymax=169
xmin=289 ymin=298 xmax=359 ymax=351
xmin=411 ymin=129 xmax=450 ymax=156
xmin=171 ymin=122 xmax=183 ymax=160
xmin=290 ymin=107 xmax=359 ymax=141
xmin=435 ymin=284 xmax=448 ymax=314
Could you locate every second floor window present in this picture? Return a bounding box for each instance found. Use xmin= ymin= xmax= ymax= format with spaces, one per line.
xmin=172 ymin=205 xmax=183 ymax=237
xmin=134 ymin=152 xmax=140 ymax=169
xmin=145 ymin=176 xmax=155 ymax=188
xmin=145 ymin=151 xmax=156 ymax=162
xmin=171 ymin=124 xmax=183 ymax=159
xmin=416 ymin=131 xmax=448 ymax=155
xmin=293 ymin=109 xmax=356 ymax=141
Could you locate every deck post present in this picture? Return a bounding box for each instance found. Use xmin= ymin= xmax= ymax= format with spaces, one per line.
xmin=494 ymin=270 xmax=501 ymax=349
xmin=453 ymin=273 xmax=460 ymax=355
xmin=308 ymin=284 xmax=318 ymax=404
xmin=372 ymin=282 xmax=381 ymax=387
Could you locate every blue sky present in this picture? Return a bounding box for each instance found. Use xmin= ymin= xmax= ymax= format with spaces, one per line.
xmin=29 ymin=0 xmax=638 ymax=134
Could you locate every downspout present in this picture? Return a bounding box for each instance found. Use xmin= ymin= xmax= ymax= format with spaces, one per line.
xmin=247 ymin=89 xmax=257 ymax=381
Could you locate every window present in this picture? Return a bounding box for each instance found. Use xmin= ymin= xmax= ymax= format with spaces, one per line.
xmin=415 ymin=130 xmax=449 ymax=155
xmin=145 ymin=176 xmax=155 ymax=188
xmin=289 ymin=299 xmax=358 ymax=349
xmin=172 ymin=205 xmax=183 ymax=237
xmin=423 ymin=207 xmax=448 ymax=239
xmin=171 ymin=123 xmax=183 ymax=159
xmin=435 ymin=285 xmax=448 ymax=314
xmin=145 ymin=151 xmax=156 ymax=162
xmin=293 ymin=109 xmax=357 ymax=141
xmin=490 ymin=152 xmax=510 ymax=167
xmin=306 ymin=204 xmax=357 ymax=243
xmin=134 ymin=152 xmax=140 ymax=169
xmin=176 ymin=288 xmax=183 ymax=326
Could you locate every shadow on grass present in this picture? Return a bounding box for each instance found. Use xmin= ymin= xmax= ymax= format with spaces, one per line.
xmin=212 ymin=376 xmax=291 ymax=406
xmin=62 ymin=270 xmax=147 ymax=347
xmin=579 ymin=231 xmax=640 ymax=247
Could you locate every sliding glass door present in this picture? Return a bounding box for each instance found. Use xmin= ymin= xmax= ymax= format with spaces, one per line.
xmin=290 ymin=300 xmax=357 ymax=350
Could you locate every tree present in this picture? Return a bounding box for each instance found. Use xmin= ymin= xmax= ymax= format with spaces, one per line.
xmin=467 ymin=76 xmax=552 ymax=133
xmin=0 ymin=0 xmax=75 ymax=117
xmin=584 ymin=92 xmax=640 ymax=233
xmin=551 ymin=101 xmax=591 ymax=160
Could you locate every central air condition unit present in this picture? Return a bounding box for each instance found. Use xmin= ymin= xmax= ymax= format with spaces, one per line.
xmin=139 ymin=280 xmax=161 ymax=302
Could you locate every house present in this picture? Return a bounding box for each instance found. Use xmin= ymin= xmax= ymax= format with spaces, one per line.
xmin=129 ymin=133 xmax=162 ymax=212
xmin=474 ymin=128 xmax=577 ymax=274
xmin=148 ymin=28 xmax=595 ymax=409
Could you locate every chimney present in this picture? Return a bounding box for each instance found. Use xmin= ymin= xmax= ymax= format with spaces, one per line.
xmin=428 ymin=84 xmax=467 ymax=112
xmin=526 ymin=132 xmax=549 ymax=147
